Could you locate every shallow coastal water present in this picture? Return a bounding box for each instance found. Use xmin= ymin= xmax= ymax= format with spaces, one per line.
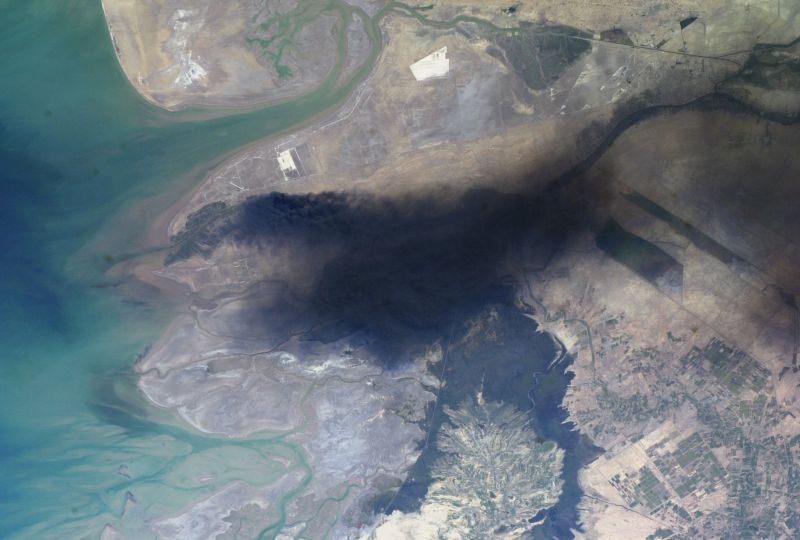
xmin=382 ymin=304 xmax=599 ymax=539
xmin=0 ymin=2 xmax=588 ymax=537
xmin=0 ymin=1 xmax=362 ymax=537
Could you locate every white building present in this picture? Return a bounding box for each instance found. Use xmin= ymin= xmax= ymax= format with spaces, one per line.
xmin=410 ymin=47 xmax=450 ymax=81
xmin=277 ymin=149 xmax=298 ymax=180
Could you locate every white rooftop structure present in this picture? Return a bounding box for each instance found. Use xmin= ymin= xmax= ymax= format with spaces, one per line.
xmin=277 ymin=149 xmax=298 ymax=178
xmin=410 ymin=47 xmax=449 ymax=81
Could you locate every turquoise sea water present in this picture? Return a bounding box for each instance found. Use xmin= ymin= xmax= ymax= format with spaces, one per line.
xmin=0 ymin=2 xmax=594 ymax=537
xmin=0 ymin=1 xmax=356 ymax=536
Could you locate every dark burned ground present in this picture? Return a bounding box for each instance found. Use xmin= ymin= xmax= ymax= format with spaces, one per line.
xmin=489 ymin=23 xmax=591 ymax=90
xmin=165 ymin=201 xmax=231 ymax=264
xmin=732 ymin=37 xmax=800 ymax=92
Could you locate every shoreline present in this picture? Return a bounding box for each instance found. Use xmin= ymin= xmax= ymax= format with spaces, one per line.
xmin=90 ymin=5 xmax=800 ymax=536
xmin=98 ymin=0 xmax=382 ymax=113
xmin=99 ymin=24 xmax=389 ymax=299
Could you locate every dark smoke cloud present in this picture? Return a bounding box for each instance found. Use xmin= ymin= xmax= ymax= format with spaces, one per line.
xmin=226 ymin=185 xmax=585 ymax=363
xmin=200 ymin=95 xmax=672 ymax=360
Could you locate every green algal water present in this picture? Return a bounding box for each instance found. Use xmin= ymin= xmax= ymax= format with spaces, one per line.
xmin=0 ymin=0 xmax=371 ymax=536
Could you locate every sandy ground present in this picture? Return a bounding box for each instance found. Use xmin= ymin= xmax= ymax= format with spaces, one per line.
xmin=101 ymin=0 xmax=355 ymax=110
